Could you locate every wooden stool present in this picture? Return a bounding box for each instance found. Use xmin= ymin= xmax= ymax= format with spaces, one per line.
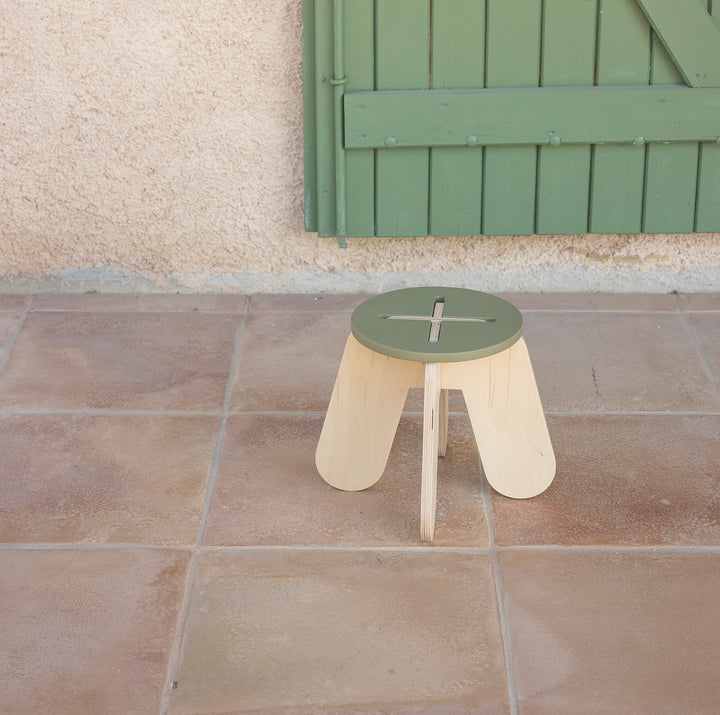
xmin=316 ymin=287 xmax=555 ymax=541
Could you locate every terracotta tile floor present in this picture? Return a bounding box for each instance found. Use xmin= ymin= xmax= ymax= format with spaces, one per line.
xmin=1 ymin=291 xmax=719 ymax=714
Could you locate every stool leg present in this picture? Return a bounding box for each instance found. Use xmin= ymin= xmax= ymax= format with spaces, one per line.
xmin=438 ymin=389 xmax=449 ymax=458
xmin=421 ymin=363 xmax=441 ymax=541
xmin=316 ymin=334 xmax=423 ymax=492
xmin=443 ymin=338 xmax=555 ymax=499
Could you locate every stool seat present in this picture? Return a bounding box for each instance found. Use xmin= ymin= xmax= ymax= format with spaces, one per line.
xmin=316 ymin=287 xmax=555 ymax=542
xmin=351 ymin=286 xmax=523 ymax=362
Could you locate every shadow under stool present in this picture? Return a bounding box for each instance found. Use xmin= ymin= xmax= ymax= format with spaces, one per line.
xmin=316 ymin=287 xmax=556 ymax=541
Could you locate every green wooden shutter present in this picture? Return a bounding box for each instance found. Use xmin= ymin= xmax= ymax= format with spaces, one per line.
xmin=303 ymin=0 xmax=720 ymax=244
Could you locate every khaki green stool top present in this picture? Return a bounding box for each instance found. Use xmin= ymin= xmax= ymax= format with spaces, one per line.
xmin=351 ymin=286 xmax=523 ymax=362
xmin=316 ymin=287 xmax=555 ymax=541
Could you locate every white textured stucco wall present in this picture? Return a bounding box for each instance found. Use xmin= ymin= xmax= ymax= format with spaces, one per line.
xmin=1 ymin=0 xmax=719 ymax=293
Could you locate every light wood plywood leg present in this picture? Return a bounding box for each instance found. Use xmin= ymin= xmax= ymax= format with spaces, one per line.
xmin=438 ymin=389 xmax=449 ymax=458
xmin=442 ymin=338 xmax=555 ymax=499
xmin=421 ymin=363 xmax=441 ymax=542
xmin=316 ymin=334 xmax=423 ymax=492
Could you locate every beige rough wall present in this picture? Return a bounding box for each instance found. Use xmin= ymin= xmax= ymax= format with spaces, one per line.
xmin=1 ymin=0 xmax=719 ymax=293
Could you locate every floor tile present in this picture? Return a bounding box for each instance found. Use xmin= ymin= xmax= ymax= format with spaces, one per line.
xmin=229 ymin=311 xmax=350 ymax=412
xmin=677 ymin=292 xmax=720 ymax=311
xmin=204 ymin=414 xmax=490 ymax=547
xmin=32 ymin=293 xmax=248 ymax=313
xmin=500 ymin=550 xmax=720 ymax=714
xmin=523 ymin=312 xmax=720 ymax=412
xmin=688 ymin=313 xmax=720 ymax=390
xmin=492 ymin=415 xmax=720 ymax=547
xmin=0 ymin=414 xmax=219 ymax=545
xmin=0 ymin=311 xmax=240 ymax=410
xmin=249 ymin=293 xmax=371 ymax=312
xmin=168 ymin=549 xmax=508 ymax=713
xmin=0 ymin=548 xmax=190 ymax=714
xmin=499 ymin=293 xmax=678 ymax=312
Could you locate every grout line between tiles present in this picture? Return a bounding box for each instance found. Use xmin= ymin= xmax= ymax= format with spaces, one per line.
xmin=18 ymin=304 xmax=720 ymax=318
xmin=248 ymin=309 xmax=358 ymax=315
xmin=0 ymin=543 xmax=194 ymax=551
xmin=544 ymin=410 xmax=720 ymax=417
xmin=676 ymin=294 xmax=720 ymax=402
xmin=0 ymin=409 xmax=224 ymax=417
xmin=29 ymin=308 xmax=251 ymax=315
xmin=190 ymin=544 xmax=494 ymax=553
xmin=160 ymin=298 xmax=250 ymax=715
xmin=226 ymin=410 xmax=329 ymax=417
xmin=247 ymin=306 xmax=717 ymax=316
xmin=399 ymin=410 xmax=720 ymax=419
xmin=496 ymin=544 xmax=720 ymax=554
xmin=481 ymin=477 xmax=519 ymax=715
xmin=3 ymin=408 xmax=720 ymax=419
xmin=2 ymin=408 xmax=720 ymax=418
xmin=4 ymin=542 xmax=720 ymax=554
xmin=519 ymin=307 xmax=680 ymax=314
xmin=205 ymin=544 xmax=720 ymax=554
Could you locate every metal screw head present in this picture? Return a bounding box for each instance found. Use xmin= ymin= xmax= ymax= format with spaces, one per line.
xmin=549 ymin=132 xmax=561 ymax=147
xmin=465 ymin=135 xmax=479 ymax=146
xmin=633 ymin=136 xmax=646 ymax=147
xmin=384 ymin=136 xmax=397 ymax=148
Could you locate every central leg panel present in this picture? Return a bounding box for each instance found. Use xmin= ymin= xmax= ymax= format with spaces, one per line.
xmin=421 ymin=363 xmax=441 ymax=542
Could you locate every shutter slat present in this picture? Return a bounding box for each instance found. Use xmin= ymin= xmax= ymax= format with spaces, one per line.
xmin=643 ymin=24 xmax=700 ymax=233
xmin=483 ymin=0 xmax=541 ymax=236
xmin=696 ymin=2 xmax=720 ymax=231
xmin=314 ymin=0 xmax=337 ymax=237
xmin=696 ymin=141 xmax=720 ymax=232
xmin=375 ymin=0 xmax=431 ymax=237
xmin=344 ymin=0 xmax=375 ymax=237
xmin=536 ymin=0 xmax=598 ymax=235
xmin=302 ymin=0 xmax=318 ymax=232
xmin=589 ymin=0 xmax=650 ymax=234
xmin=428 ymin=0 xmax=485 ymax=236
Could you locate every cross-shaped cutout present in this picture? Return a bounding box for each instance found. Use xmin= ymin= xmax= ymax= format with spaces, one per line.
xmin=382 ymin=297 xmax=496 ymax=343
